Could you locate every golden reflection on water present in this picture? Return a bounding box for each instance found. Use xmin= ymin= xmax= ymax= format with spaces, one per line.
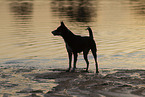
xmin=0 ymin=0 xmax=145 ymax=68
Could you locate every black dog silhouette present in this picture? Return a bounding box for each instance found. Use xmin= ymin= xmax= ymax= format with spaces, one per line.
xmin=52 ymin=22 xmax=99 ymax=73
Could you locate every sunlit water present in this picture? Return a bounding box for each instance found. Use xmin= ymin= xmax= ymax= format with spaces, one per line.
xmin=0 ymin=0 xmax=145 ymax=96
xmin=0 ymin=0 xmax=145 ymax=69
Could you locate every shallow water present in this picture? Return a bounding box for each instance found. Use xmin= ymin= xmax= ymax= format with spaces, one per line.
xmin=0 ymin=0 xmax=145 ymax=96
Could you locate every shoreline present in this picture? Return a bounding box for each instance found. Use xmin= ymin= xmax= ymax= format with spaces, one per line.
xmin=36 ymin=69 xmax=145 ymax=97
xmin=1 ymin=68 xmax=145 ymax=97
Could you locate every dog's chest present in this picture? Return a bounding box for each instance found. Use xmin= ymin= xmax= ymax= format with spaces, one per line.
xmin=66 ymin=43 xmax=73 ymax=52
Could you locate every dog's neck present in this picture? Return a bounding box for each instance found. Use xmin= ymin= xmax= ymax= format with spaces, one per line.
xmin=61 ymin=29 xmax=75 ymax=45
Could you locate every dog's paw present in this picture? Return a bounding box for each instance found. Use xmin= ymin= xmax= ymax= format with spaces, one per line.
xmin=66 ymin=69 xmax=70 ymax=72
xmin=96 ymin=70 xmax=99 ymax=74
xmin=66 ymin=68 xmax=72 ymax=72
xmin=85 ymin=70 xmax=89 ymax=73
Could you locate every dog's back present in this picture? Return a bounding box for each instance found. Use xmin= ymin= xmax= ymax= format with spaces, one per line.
xmin=68 ymin=35 xmax=96 ymax=53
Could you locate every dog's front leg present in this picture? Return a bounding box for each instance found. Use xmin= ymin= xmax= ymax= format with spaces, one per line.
xmin=71 ymin=53 xmax=78 ymax=72
xmin=66 ymin=52 xmax=72 ymax=72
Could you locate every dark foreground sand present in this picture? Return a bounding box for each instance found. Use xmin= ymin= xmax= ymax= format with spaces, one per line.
xmin=1 ymin=68 xmax=145 ymax=97
xmin=34 ymin=69 xmax=145 ymax=97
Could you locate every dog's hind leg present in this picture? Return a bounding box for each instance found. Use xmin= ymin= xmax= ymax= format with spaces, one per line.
xmin=91 ymin=48 xmax=99 ymax=73
xmin=66 ymin=52 xmax=72 ymax=72
xmin=83 ymin=49 xmax=90 ymax=72
xmin=71 ymin=53 xmax=78 ymax=72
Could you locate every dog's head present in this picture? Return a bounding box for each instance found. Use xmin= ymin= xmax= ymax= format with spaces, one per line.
xmin=52 ymin=21 xmax=67 ymax=36
xmin=86 ymin=26 xmax=91 ymax=30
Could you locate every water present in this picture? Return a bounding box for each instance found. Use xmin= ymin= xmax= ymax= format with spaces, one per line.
xmin=0 ymin=0 xmax=145 ymax=69
xmin=0 ymin=0 xmax=145 ymax=96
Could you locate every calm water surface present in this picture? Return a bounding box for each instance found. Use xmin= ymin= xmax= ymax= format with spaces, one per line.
xmin=0 ymin=0 xmax=145 ymax=70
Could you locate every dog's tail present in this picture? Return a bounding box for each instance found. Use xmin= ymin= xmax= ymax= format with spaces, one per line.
xmin=87 ymin=27 xmax=93 ymax=38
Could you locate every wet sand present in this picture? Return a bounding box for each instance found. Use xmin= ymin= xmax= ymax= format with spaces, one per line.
xmin=36 ymin=69 xmax=145 ymax=97
xmin=1 ymin=68 xmax=145 ymax=97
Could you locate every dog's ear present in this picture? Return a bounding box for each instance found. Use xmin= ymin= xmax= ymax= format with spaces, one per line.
xmin=61 ymin=21 xmax=65 ymax=26
xmin=85 ymin=26 xmax=90 ymax=30
xmin=87 ymin=26 xmax=90 ymax=29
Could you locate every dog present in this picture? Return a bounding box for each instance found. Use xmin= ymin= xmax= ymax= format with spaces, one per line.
xmin=52 ymin=22 xmax=99 ymax=73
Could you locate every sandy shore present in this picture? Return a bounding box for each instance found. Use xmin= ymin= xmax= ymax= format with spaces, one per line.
xmin=1 ymin=68 xmax=145 ymax=97
xmin=36 ymin=69 xmax=145 ymax=97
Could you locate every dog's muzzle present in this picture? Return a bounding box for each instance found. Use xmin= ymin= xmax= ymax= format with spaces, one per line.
xmin=52 ymin=30 xmax=61 ymax=36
